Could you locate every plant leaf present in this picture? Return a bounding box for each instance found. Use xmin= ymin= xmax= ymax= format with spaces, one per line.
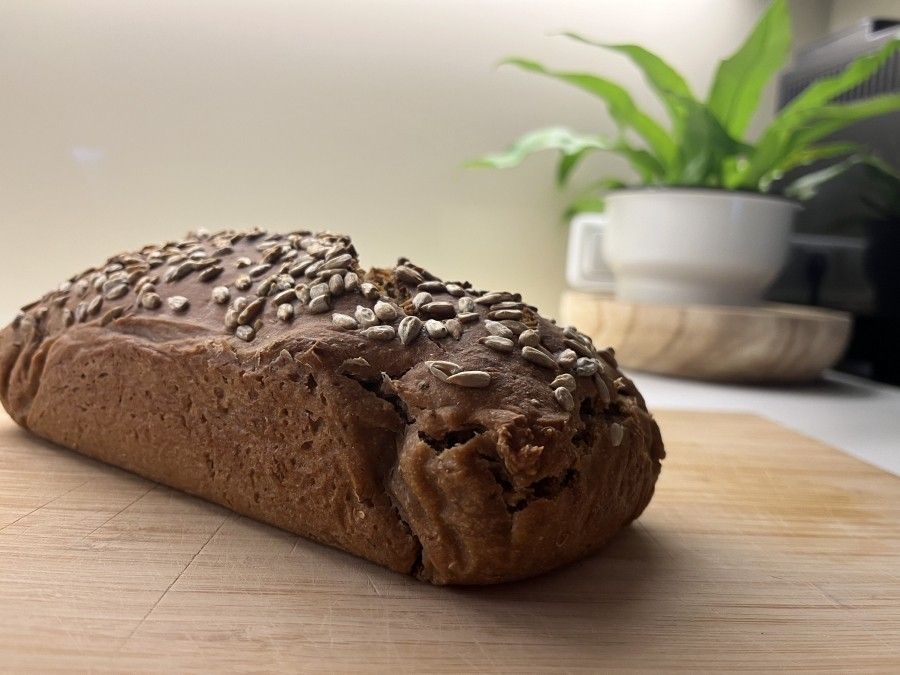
xmin=759 ymin=141 xmax=862 ymax=191
xmin=707 ymin=0 xmax=792 ymax=137
xmin=467 ymin=126 xmax=664 ymax=185
xmin=782 ymin=155 xmax=864 ymax=200
xmin=563 ymin=178 xmax=628 ymax=218
xmin=503 ymin=58 xmax=677 ymax=167
xmin=560 ymin=32 xmax=694 ymax=124
xmin=671 ymin=97 xmax=749 ymax=185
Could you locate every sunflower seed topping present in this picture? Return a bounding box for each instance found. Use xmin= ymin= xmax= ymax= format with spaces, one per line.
xmin=168 ymin=296 xmax=189 ymax=312
xmin=474 ymin=292 xmax=503 ymax=305
xmin=295 ymin=284 xmax=311 ymax=304
xmin=457 ymin=296 xmax=475 ymax=313
xmin=332 ymin=313 xmax=358 ymax=330
xmin=457 ymin=312 xmax=479 ymax=324
xmin=557 ymin=349 xmax=578 ymax=369
xmin=445 ymin=318 xmax=463 ymax=340
xmin=424 ymin=319 xmax=448 ymax=339
xmin=212 ymin=286 xmax=231 ymax=304
xmin=75 ymin=279 xmax=90 ymax=297
xmin=304 ymin=260 xmax=324 ymax=278
xmin=235 ymin=324 xmax=255 ymax=342
xmin=395 ymin=265 xmax=423 ymax=285
xmin=308 ymin=294 xmax=330 ymax=313
xmin=328 ymin=273 xmax=344 ymax=296
xmin=198 ymin=265 xmax=223 ymax=282
xmin=355 ymin=305 xmax=379 ymax=328
xmin=521 ymin=345 xmax=557 ymax=370
xmin=426 ymin=360 xmax=460 ymax=381
xmin=500 ymin=320 xmax=528 ymax=335
xmin=360 ymin=282 xmax=379 ymax=300
xmin=275 ymin=303 xmax=293 ymax=322
xmin=320 ymin=253 xmax=352 ymax=271
xmin=417 ymin=281 xmax=445 ymax=293
xmin=446 ymin=370 xmax=491 ymax=388
xmin=488 ymin=309 xmax=523 ymax=321
xmin=398 ymin=315 xmax=422 ymax=345
xmin=444 ymin=283 xmax=465 ymax=297
xmin=344 ymin=272 xmax=360 ymax=292
xmin=237 ymin=297 xmax=264 ymax=324
xmin=103 ymin=280 xmax=129 ymax=300
xmin=88 ymin=296 xmax=103 ymax=315
xmin=594 ymin=375 xmax=611 ymax=405
xmin=421 ymin=301 xmax=455 ymax=319
xmin=563 ymin=338 xmax=593 ymax=358
xmin=363 ymin=325 xmax=396 ymax=341
xmin=224 ymin=308 xmax=239 ymax=329
xmin=140 ymin=292 xmax=161 ymax=310
xmin=374 ymin=300 xmax=399 ymax=323
xmin=309 ymin=282 xmax=329 ymax=299
xmin=575 ymin=357 xmax=599 ymax=376
xmin=518 ymin=329 xmax=540 ymax=347
xmin=609 ymin=422 xmax=624 ymax=447
xmin=232 ymin=296 xmax=249 ymax=312
xmin=271 ymin=289 xmax=294 ymax=305
xmin=480 ymin=336 xmax=514 ymax=353
xmin=233 ymin=275 xmax=251 ymax=291
xmin=484 ymin=320 xmax=514 ymax=340
xmin=554 ymin=386 xmax=575 ymax=411
xmin=551 ymin=373 xmax=577 ymax=392
xmin=235 ymin=257 xmax=252 ymax=268
xmin=249 ymin=263 xmax=271 ymax=278
xmin=412 ymin=292 xmax=432 ymax=310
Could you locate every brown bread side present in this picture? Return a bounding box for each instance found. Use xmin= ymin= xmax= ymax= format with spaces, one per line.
xmin=0 ymin=229 xmax=664 ymax=584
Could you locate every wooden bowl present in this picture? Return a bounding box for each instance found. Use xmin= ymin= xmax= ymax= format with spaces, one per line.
xmin=559 ymin=290 xmax=852 ymax=383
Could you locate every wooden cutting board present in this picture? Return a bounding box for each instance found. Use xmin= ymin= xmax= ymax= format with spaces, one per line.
xmin=1 ymin=410 xmax=898 ymax=672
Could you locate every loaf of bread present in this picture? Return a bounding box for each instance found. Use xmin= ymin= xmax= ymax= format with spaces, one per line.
xmin=0 ymin=229 xmax=664 ymax=584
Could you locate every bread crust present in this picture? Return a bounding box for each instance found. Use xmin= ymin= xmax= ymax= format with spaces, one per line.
xmin=0 ymin=229 xmax=664 ymax=584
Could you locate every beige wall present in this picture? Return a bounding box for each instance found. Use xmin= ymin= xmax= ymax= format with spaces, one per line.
xmin=1 ymin=0 xmax=808 ymax=319
xmin=830 ymin=0 xmax=900 ymax=31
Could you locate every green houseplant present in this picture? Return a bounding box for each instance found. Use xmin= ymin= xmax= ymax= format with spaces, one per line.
xmin=472 ymin=0 xmax=900 ymax=306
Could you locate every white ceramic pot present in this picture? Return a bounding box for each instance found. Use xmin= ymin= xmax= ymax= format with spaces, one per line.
xmin=567 ymin=188 xmax=799 ymax=306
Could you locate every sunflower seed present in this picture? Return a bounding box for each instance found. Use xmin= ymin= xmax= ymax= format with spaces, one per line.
xmin=100 ymin=305 xmax=125 ymax=326
xmin=596 ymin=347 xmax=618 ymax=368
xmin=425 ymin=319 xmax=448 ymax=339
xmin=521 ymin=345 xmax=557 ymax=370
xmin=355 ymin=305 xmax=379 ymax=328
xmin=212 ymin=286 xmax=231 ymax=304
xmin=421 ymin=301 xmax=455 ymax=319
xmin=488 ymin=309 xmax=523 ymax=321
xmin=344 ymin=271 xmax=360 ymax=292
xmin=457 ymin=312 xmax=479 ymax=324
xmin=235 ymin=324 xmax=255 ymax=341
xmin=374 ymin=300 xmax=399 ymax=323
xmin=360 ymin=282 xmax=380 ymax=300
xmin=234 ymin=275 xmax=252 ymax=291
xmin=445 ymin=318 xmax=463 ymax=340
xmin=518 ymin=329 xmax=540 ymax=347
xmin=237 ymin=297 xmax=264 ymax=324
xmin=295 ymin=284 xmax=311 ymax=304
xmin=575 ymin=357 xmax=599 ymax=376
xmin=308 ymin=294 xmax=330 ymax=313
xmin=328 ymin=273 xmax=344 ymax=296
xmin=446 ymin=370 xmax=491 ymax=388
xmin=363 ymin=325 xmax=396 ymax=341
xmin=74 ymin=302 xmax=87 ymax=322
xmin=199 ymin=265 xmax=224 ymax=282
xmin=232 ymin=296 xmax=249 ymax=312
xmin=492 ymin=301 xmax=524 ymax=310
xmin=551 ymin=373 xmax=577 ymax=392
xmin=224 ymin=308 xmax=239 ymax=329
xmin=426 ymin=360 xmax=460 ymax=381
xmin=58 ymin=280 xmax=73 ymax=293
xmin=457 ymin=296 xmax=475 ymax=313
xmin=75 ymin=279 xmax=90 ymax=297
xmin=103 ymin=280 xmax=129 ymax=300
xmin=309 ymin=282 xmax=329 ymax=299
xmin=235 ymin=257 xmax=252 ymax=268
xmin=412 ymin=292 xmax=433 ymax=310
xmin=304 ymin=260 xmax=324 ymax=278
xmin=33 ymin=306 xmax=48 ymax=323
xmin=395 ymin=265 xmax=423 ymax=285
xmin=609 ymin=422 xmax=624 ymax=447
xmin=140 ymin=292 xmax=161 ymax=310
xmin=594 ymin=375 xmax=611 ymax=405
xmin=167 ymin=296 xmax=189 ymax=312
xmin=480 ymin=336 xmax=514 ymax=353
xmin=563 ymin=337 xmax=593 ymax=358
xmin=557 ymin=349 xmax=578 ymax=369
xmin=320 ymin=253 xmax=352 ymax=271
xmin=474 ymin=292 xmax=503 ymax=305
xmin=398 ymin=315 xmax=422 ymax=345
xmin=417 ymin=281 xmax=445 ymax=293
xmin=277 ymin=303 xmax=294 ymax=322
xmin=213 ymin=245 xmax=233 ymax=256
xmin=288 ymin=259 xmax=314 ymax=277
xmin=332 ymin=313 xmax=358 ymax=330
xmin=256 ymin=277 xmax=275 ymax=297
xmin=444 ymin=283 xmax=465 ymax=297
xmin=484 ymin=320 xmax=514 ymax=340
xmin=500 ymin=320 xmax=528 ymax=335
xmin=92 ymin=274 xmax=107 ymax=292
xmin=88 ymin=295 xmax=103 ymax=315
xmin=554 ymin=386 xmax=575 ymax=411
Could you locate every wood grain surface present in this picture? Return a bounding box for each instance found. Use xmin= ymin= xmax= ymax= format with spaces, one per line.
xmin=560 ymin=290 xmax=852 ymax=382
xmin=0 ymin=410 xmax=898 ymax=672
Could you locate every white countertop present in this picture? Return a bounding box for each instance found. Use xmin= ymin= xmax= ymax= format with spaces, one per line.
xmin=633 ymin=370 xmax=900 ymax=476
